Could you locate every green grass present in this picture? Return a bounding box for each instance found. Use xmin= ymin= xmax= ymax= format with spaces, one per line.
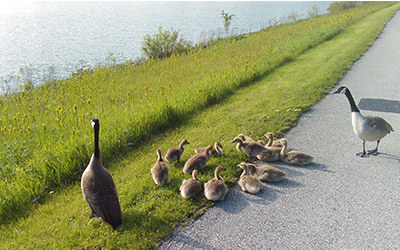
xmin=0 ymin=2 xmax=399 ymax=249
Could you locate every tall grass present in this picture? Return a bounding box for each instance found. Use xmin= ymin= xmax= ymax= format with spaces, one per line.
xmin=0 ymin=2 xmax=396 ymax=224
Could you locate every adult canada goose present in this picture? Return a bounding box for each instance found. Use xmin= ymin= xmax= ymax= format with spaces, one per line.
xmin=231 ymin=136 xmax=267 ymax=162
xmin=246 ymin=163 xmax=287 ymax=182
xmin=183 ymin=145 xmax=213 ymax=173
xmin=280 ymin=138 xmax=314 ymax=165
xmin=150 ymin=148 xmax=169 ymax=186
xmin=237 ymin=163 xmax=262 ymax=194
xmin=204 ymin=166 xmax=228 ymax=201
xmin=256 ymin=146 xmax=281 ymax=162
xmin=179 ymin=169 xmax=202 ymax=199
xmin=81 ymin=118 xmax=122 ymax=230
xmin=195 ymin=141 xmax=223 ymax=157
xmin=235 ymin=134 xmax=254 ymax=152
xmin=165 ymin=139 xmax=190 ymax=164
xmin=264 ymin=132 xmax=284 ymax=148
xmin=333 ymin=86 xmax=394 ymax=157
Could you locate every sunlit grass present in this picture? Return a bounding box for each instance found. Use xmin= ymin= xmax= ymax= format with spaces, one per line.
xmin=0 ymin=2 xmax=399 ymax=249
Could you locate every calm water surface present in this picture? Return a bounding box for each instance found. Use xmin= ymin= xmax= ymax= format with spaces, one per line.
xmin=0 ymin=1 xmax=332 ymax=92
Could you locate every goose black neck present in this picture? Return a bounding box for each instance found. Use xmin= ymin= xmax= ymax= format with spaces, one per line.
xmin=344 ymin=88 xmax=360 ymax=113
xmin=93 ymin=122 xmax=100 ymax=158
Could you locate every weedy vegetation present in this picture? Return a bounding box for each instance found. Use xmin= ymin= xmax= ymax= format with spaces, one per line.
xmin=0 ymin=2 xmax=399 ymax=249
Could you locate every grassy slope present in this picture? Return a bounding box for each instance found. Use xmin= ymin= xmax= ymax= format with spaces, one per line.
xmin=1 ymin=3 xmax=399 ymax=249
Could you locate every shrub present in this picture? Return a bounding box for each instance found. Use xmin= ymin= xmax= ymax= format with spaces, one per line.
xmin=327 ymin=1 xmax=358 ymax=13
xmin=141 ymin=26 xmax=191 ymax=59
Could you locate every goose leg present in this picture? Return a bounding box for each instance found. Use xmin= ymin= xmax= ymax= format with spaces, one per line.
xmin=367 ymin=140 xmax=380 ymax=156
xmin=356 ymin=141 xmax=368 ymax=157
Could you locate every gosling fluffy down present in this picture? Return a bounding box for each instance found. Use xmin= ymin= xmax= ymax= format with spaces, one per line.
xmin=180 ymin=169 xmax=202 ymax=199
xmin=280 ymin=138 xmax=314 ymax=165
xmin=183 ymin=145 xmax=213 ymax=173
xmin=237 ymin=163 xmax=262 ymax=194
xmin=231 ymin=136 xmax=267 ymax=162
xmin=246 ymin=163 xmax=287 ymax=183
xmin=165 ymin=139 xmax=190 ymax=164
xmin=204 ymin=166 xmax=228 ymax=201
xmin=150 ymin=148 xmax=169 ymax=186
xmin=195 ymin=141 xmax=223 ymax=157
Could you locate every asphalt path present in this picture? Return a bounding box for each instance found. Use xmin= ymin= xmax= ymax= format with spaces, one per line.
xmin=159 ymin=11 xmax=400 ymax=249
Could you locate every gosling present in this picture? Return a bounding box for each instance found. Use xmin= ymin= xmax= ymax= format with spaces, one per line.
xmin=246 ymin=163 xmax=287 ymax=183
xmin=231 ymin=136 xmax=267 ymax=162
xmin=195 ymin=141 xmax=223 ymax=157
xmin=237 ymin=163 xmax=262 ymax=194
xmin=280 ymin=138 xmax=314 ymax=165
xmin=180 ymin=169 xmax=202 ymax=199
xmin=150 ymin=148 xmax=169 ymax=186
xmin=183 ymin=145 xmax=213 ymax=173
xmin=204 ymin=166 xmax=228 ymax=201
xmin=165 ymin=139 xmax=190 ymax=164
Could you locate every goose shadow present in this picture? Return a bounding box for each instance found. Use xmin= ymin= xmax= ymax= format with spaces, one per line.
xmin=375 ymin=152 xmax=400 ymax=163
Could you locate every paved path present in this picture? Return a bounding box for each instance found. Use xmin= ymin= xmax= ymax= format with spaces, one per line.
xmin=160 ymin=11 xmax=400 ymax=249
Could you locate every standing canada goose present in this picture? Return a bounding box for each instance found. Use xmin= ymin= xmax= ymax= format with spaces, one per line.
xmin=179 ymin=169 xmax=202 ymax=199
xmin=165 ymin=139 xmax=190 ymax=164
xmin=333 ymin=86 xmax=394 ymax=157
xmin=237 ymin=163 xmax=262 ymax=194
xmin=235 ymin=134 xmax=254 ymax=152
xmin=81 ymin=118 xmax=122 ymax=230
xmin=246 ymin=163 xmax=287 ymax=183
xmin=264 ymin=132 xmax=284 ymax=148
xmin=183 ymin=145 xmax=213 ymax=173
xmin=195 ymin=141 xmax=223 ymax=157
xmin=280 ymin=138 xmax=314 ymax=165
xmin=204 ymin=166 xmax=228 ymax=201
xmin=150 ymin=148 xmax=169 ymax=186
xmin=231 ymin=136 xmax=267 ymax=162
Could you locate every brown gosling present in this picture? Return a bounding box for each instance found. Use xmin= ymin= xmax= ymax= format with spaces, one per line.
xmin=257 ymin=140 xmax=265 ymax=146
xmin=264 ymin=132 xmax=284 ymax=148
xmin=195 ymin=141 xmax=223 ymax=157
xmin=165 ymin=139 xmax=190 ymax=164
xmin=183 ymin=145 xmax=213 ymax=173
xmin=256 ymin=146 xmax=281 ymax=162
xmin=204 ymin=166 xmax=228 ymax=201
xmin=150 ymin=148 xmax=170 ymax=186
xmin=179 ymin=169 xmax=202 ymax=199
xmin=280 ymin=138 xmax=314 ymax=166
xmin=235 ymin=134 xmax=254 ymax=152
xmin=81 ymin=118 xmax=121 ymax=230
xmin=232 ymin=136 xmax=267 ymax=162
xmin=246 ymin=163 xmax=287 ymax=183
xmin=237 ymin=163 xmax=262 ymax=194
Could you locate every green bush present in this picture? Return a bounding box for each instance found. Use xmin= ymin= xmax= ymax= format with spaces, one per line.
xmin=327 ymin=1 xmax=358 ymax=13
xmin=140 ymin=26 xmax=191 ymax=59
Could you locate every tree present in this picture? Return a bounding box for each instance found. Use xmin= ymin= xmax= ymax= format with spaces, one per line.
xmin=221 ymin=10 xmax=235 ymax=34
xmin=141 ymin=26 xmax=190 ymax=59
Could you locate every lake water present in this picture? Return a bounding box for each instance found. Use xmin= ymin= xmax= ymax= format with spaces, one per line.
xmin=0 ymin=1 xmax=332 ymax=93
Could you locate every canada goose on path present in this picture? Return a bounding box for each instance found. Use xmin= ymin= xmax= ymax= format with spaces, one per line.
xmin=204 ymin=166 xmax=228 ymax=201
xmin=231 ymin=136 xmax=267 ymax=162
xmin=180 ymin=169 xmax=202 ymax=199
xmin=150 ymin=148 xmax=169 ymax=186
xmin=280 ymin=138 xmax=314 ymax=166
xmin=165 ymin=139 xmax=190 ymax=164
xmin=81 ymin=118 xmax=122 ymax=230
xmin=195 ymin=141 xmax=223 ymax=157
xmin=237 ymin=163 xmax=262 ymax=194
xmin=333 ymin=86 xmax=394 ymax=157
xmin=246 ymin=163 xmax=287 ymax=183
xmin=183 ymin=145 xmax=213 ymax=173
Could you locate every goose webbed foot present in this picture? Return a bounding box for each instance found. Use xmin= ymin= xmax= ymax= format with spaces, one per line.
xmin=367 ymin=149 xmax=379 ymax=156
xmin=356 ymin=151 xmax=369 ymax=157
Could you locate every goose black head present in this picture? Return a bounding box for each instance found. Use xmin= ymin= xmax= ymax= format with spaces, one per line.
xmin=333 ymin=86 xmax=348 ymax=95
xmin=91 ymin=118 xmax=100 ymax=128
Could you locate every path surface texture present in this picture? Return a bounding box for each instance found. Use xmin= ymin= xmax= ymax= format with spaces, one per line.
xmin=160 ymin=11 xmax=400 ymax=249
